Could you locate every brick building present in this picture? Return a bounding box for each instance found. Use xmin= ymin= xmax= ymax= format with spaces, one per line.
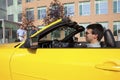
xmin=22 ymin=0 xmax=120 ymax=41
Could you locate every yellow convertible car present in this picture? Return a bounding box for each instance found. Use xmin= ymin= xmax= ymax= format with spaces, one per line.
xmin=0 ymin=18 xmax=120 ymax=80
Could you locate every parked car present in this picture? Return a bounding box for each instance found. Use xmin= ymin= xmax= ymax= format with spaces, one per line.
xmin=0 ymin=18 xmax=120 ymax=80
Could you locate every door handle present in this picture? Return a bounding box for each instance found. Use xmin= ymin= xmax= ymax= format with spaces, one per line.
xmin=95 ymin=61 xmax=120 ymax=72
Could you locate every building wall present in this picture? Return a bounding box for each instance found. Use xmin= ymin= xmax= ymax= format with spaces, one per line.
xmin=7 ymin=0 xmax=22 ymax=22
xmin=22 ymin=0 xmax=120 ymax=41
xmin=0 ymin=0 xmax=7 ymax=19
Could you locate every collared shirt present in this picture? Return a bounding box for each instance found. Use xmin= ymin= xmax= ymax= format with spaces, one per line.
xmin=17 ymin=29 xmax=26 ymax=36
xmin=86 ymin=42 xmax=101 ymax=47
xmin=17 ymin=29 xmax=26 ymax=41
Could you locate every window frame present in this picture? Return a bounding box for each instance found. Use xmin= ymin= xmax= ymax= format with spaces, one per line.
xmin=64 ymin=3 xmax=75 ymax=17
xmin=8 ymin=0 xmax=13 ymax=6
xmin=8 ymin=14 xmax=14 ymax=21
xmin=18 ymin=13 xmax=22 ymax=22
xmin=17 ymin=0 xmax=22 ymax=5
xmin=113 ymin=0 xmax=120 ymax=13
xmin=113 ymin=21 xmax=120 ymax=36
xmin=26 ymin=8 xmax=34 ymax=20
xmin=37 ymin=7 xmax=46 ymax=20
xmin=95 ymin=0 xmax=108 ymax=14
xmin=26 ymin=0 xmax=33 ymax=3
xmin=79 ymin=1 xmax=90 ymax=16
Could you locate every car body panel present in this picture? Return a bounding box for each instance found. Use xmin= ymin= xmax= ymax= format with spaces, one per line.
xmin=0 ymin=49 xmax=16 ymax=80
xmin=0 ymin=42 xmax=20 ymax=48
xmin=11 ymin=49 xmax=120 ymax=80
xmin=1 ymin=18 xmax=120 ymax=80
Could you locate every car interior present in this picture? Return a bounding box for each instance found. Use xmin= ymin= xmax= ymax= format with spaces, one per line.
xmin=28 ymin=29 xmax=120 ymax=48
xmin=101 ymin=29 xmax=116 ymax=48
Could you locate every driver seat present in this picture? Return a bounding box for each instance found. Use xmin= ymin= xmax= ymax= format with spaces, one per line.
xmin=103 ymin=29 xmax=116 ymax=47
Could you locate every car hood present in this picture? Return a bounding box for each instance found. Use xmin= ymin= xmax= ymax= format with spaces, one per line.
xmin=0 ymin=42 xmax=20 ymax=48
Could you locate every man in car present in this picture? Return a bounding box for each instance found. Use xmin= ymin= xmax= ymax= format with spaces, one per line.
xmin=85 ymin=23 xmax=104 ymax=47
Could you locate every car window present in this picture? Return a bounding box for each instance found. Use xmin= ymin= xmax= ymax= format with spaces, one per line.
xmin=40 ymin=27 xmax=76 ymax=41
xmin=28 ymin=27 xmax=76 ymax=48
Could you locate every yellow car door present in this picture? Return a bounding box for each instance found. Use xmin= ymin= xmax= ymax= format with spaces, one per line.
xmin=11 ymin=48 xmax=120 ymax=80
xmin=10 ymin=18 xmax=120 ymax=80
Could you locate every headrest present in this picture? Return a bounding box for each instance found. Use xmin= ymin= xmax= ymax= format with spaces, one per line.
xmin=104 ymin=29 xmax=116 ymax=47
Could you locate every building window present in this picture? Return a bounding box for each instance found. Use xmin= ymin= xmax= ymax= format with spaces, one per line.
xmin=8 ymin=14 xmax=14 ymax=21
xmin=18 ymin=13 xmax=22 ymax=22
xmin=38 ymin=7 xmax=46 ymax=20
xmin=79 ymin=2 xmax=90 ymax=16
xmin=26 ymin=0 xmax=33 ymax=2
xmin=18 ymin=0 xmax=22 ymax=4
xmin=97 ymin=22 xmax=108 ymax=29
xmin=95 ymin=0 xmax=108 ymax=14
xmin=113 ymin=0 xmax=120 ymax=13
xmin=8 ymin=0 xmax=13 ymax=6
xmin=64 ymin=3 xmax=74 ymax=17
xmin=0 ymin=0 xmax=6 ymax=9
xmin=0 ymin=10 xmax=6 ymax=20
xmin=26 ymin=8 xmax=34 ymax=20
xmin=79 ymin=23 xmax=89 ymax=37
xmin=113 ymin=21 xmax=120 ymax=36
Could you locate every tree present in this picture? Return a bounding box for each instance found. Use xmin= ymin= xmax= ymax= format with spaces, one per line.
xmin=21 ymin=12 xmax=34 ymax=30
xmin=43 ymin=0 xmax=65 ymax=25
xmin=21 ymin=11 xmax=35 ymax=38
xmin=43 ymin=0 xmax=71 ymax=39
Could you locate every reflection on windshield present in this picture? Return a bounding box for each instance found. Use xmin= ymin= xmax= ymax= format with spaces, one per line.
xmin=40 ymin=27 xmax=76 ymax=41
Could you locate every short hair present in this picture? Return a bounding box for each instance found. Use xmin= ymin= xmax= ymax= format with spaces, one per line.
xmin=86 ymin=23 xmax=104 ymax=41
xmin=32 ymin=26 xmax=36 ymax=28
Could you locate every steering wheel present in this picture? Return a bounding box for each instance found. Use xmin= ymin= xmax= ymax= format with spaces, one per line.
xmin=52 ymin=39 xmax=61 ymax=48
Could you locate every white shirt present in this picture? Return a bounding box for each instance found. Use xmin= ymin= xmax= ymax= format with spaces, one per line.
xmin=87 ymin=42 xmax=101 ymax=47
xmin=17 ymin=29 xmax=26 ymax=41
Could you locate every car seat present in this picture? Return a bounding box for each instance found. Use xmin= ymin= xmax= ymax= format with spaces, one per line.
xmin=104 ymin=29 xmax=116 ymax=47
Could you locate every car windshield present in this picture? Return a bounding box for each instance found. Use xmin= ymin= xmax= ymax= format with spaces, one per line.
xmin=40 ymin=27 xmax=76 ymax=41
xmin=25 ymin=26 xmax=78 ymax=48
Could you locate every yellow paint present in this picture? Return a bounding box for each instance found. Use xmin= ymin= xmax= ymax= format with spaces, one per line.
xmin=16 ymin=41 xmax=25 ymax=48
xmin=0 ymin=49 xmax=16 ymax=80
xmin=0 ymin=42 xmax=20 ymax=48
xmin=10 ymin=48 xmax=120 ymax=80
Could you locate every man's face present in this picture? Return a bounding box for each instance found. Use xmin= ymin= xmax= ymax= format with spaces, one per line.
xmin=32 ymin=27 xmax=35 ymax=30
xmin=85 ymin=29 xmax=95 ymax=43
xmin=20 ymin=25 xmax=23 ymax=29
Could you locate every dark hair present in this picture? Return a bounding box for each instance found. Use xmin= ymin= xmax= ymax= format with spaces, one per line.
xmin=86 ymin=23 xmax=104 ymax=41
xmin=31 ymin=26 xmax=37 ymax=28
